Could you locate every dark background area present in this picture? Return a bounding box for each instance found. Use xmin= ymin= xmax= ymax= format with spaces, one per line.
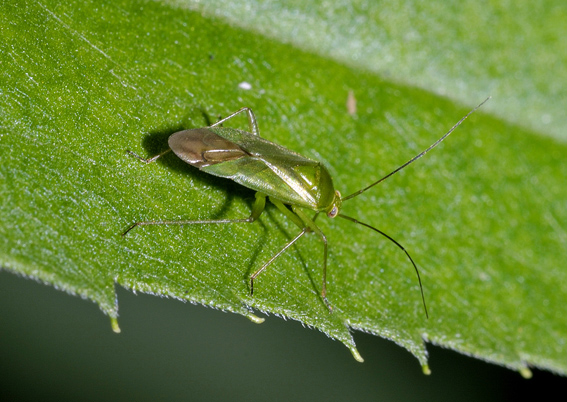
xmin=1 ymin=271 xmax=564 ymax=401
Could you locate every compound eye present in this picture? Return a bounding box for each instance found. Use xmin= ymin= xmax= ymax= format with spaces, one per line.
xmin=327 ymin=206 xmax=338 ymax=218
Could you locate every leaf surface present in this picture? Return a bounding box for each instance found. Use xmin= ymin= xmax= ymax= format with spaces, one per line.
xmin=1 ymin=0 xmax=566 ymax=375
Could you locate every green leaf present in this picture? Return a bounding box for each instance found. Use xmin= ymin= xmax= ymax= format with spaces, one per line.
xmin=1 ymin=0 xmax=566 ymax=375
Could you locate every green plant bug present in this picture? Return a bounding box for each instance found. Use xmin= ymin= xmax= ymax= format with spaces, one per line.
xmin=123 ymin=98 xmax=490 ymax=315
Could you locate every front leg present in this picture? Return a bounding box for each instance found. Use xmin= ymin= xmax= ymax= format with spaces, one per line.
xmin=210 ymin=107 xmax=260 ymax=136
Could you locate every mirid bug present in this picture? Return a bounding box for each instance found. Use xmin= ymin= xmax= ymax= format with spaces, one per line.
xmin=123 ymin=98 xmax=489 ymax=315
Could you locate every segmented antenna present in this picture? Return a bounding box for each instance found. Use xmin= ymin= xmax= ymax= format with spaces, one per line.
xmin=342 ymin=97 xmax=490 ymax=202
xmin=339 ymin=97 xmax=490 ymax=318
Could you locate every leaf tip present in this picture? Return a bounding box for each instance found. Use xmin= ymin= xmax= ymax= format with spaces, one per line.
xmin=110 ymin=317 xmax=121 ymax=333
xmin=422 ymin=364 xmax=431 ymax=375
xmin=519 ymin=367 xmax=533 ymax=379
xmin=350 ymin=347 xmax=364 ymax=363
xmin=247 ymin=313 xmax=265 ymax=324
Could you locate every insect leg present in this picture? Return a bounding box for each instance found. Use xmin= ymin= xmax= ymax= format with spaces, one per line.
xmin=210 ymin=107 xmax=260 ymax=136
xmin=291 ymin=207 xmax=332 ymax=312
xmin=122 ymin=192 xmax=267 ymax=236
xmin=249 ymin=227 xmax=309 ymax=296
xmin=251 ymin=199 xmax=332 ymax=311
xmin=125 ymin=148 xmax=172 ymax=164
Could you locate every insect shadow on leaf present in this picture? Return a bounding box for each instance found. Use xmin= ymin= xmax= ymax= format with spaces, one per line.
xmin=123 ymin=98 xmax=490 ymax=315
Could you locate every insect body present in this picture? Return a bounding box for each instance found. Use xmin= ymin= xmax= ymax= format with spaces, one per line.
xmin=124 ymin=99 xmax=489 ymax=314
xmin=168 ymin=125 xmax=339 ymax=216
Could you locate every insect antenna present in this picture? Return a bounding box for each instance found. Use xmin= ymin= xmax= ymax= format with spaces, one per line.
xmin=341 ymin=97 xmax=490 ymax=202
xmin=337 ymin=213 xmax=429 ymax=318
xmin=337 ymin=97 xmax=490 ymax=318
